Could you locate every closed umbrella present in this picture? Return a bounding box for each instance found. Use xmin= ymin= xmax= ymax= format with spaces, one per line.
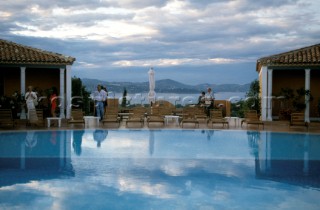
xmin=148 ymin=67 xmax=156 ymax=104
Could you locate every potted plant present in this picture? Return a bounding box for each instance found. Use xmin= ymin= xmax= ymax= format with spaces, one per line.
xmin=277 ymin=87 xmax=313 ymax=120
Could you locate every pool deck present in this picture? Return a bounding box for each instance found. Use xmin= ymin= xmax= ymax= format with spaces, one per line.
xmin=2 ymin=118 xmax=320 ymax=133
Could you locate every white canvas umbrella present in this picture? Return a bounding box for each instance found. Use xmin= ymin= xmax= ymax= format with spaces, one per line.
xmin=148 ymin=67 xmax=156 ymax=103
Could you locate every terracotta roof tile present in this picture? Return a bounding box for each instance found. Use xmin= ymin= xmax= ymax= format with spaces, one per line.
xmin=0 ymin=39 xmax=75 ymax=65
xmin=256 ymin=43 xmax=320 ymax=71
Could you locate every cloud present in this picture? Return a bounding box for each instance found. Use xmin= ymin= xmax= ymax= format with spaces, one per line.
xmin=0 ymin=0 xmax=319 ymax=84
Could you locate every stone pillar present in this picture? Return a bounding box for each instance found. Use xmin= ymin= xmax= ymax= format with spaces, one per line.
xmin=305 ymin=69 xmax=310 ymax=123
xmin=66 ymin=65 xmax=72 ymax=119
xmin=60 ymin=68 xmax=65 ymax=118
xmin=260 ymin=66 xmax=268 ymax=121
xmin=267 ymin=69 xmax=273 ymax=121
xmin=20 ymin=67 xmax=26 ymax=95
xmin=20 ymin=67 xmax=27 ymax=119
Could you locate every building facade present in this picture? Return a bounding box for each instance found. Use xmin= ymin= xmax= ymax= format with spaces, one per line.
xmin=256 ymin=44 xmax=320 ymax=122
xmin=0 ymin=39 xmax=75 ymax=118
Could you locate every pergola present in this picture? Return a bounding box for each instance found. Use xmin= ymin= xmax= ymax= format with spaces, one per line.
xmin=0 ymin=39 xmax=75 ymax=118
xmin=256 ymin=43 xmax=320 ymax=122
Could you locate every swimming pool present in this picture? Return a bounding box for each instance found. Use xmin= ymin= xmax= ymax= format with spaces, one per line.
xmin=0 ymin=129 xmax=319 ymax=210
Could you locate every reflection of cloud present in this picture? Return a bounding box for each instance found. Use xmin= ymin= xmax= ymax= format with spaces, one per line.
xmin=212 ymin=191 xmax=230 ymax=201
xmin=118 ymin=177 xmax=172 ymax=199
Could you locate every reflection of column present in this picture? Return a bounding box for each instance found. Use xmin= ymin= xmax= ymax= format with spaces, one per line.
xmin=258 ymin=132 xmax=272 ymax=172
xmin=303 ymin=135 xmax=309 ymax=176
xmin=60 ymin=68 xmax=65 ymax=118
xmin=305 ymin=69 xmax=310 ymax=123
xmin=20 ymin=140 xmax=25 ymax=169
xmin=266 ymin=132 xmax=271 ymax=170
xmin=267 ymin=69 xmax=273 ymax=121
xmin=66 ymin=130 xmax=72 ymax=169
xmin=60 ymin=131 xmax=65 ymax=168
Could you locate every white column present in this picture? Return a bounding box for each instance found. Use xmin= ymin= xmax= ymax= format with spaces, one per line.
xmin=267 ymin=69 xmax=273 ymax=121
xmin=66 ymin=65 xmax=72 ymax=119
xmin=20 ymin=67 xmax=27 ymax=119
xmin=20 ymin=67 xmax=26 ymax=95
xmin=260 ymin=66 xmax=268 ymax=121
xmin=60 ymin=68 xmax=65 ymax=118
xmin=305 ymin=69 xmax=310 ymax=123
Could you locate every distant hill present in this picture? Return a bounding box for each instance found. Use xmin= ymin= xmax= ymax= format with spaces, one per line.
xmin=81 ymin=78 xmax=250 ymax=93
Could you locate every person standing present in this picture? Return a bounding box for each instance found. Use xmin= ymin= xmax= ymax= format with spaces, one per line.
xmin=102 ymin=85 xmax=109 ymax=112
xmin=50 ymin=87 xmax=58 ymax=117
xmin=93 ymin=84 xmax=107 ymax=120
xmin=25 ymin=85 xmax=38 ymax=123
xmin=205 ymin=87 xmax=215 ymax=116
xmin=198 ymin=91 xmax=206 ymax=106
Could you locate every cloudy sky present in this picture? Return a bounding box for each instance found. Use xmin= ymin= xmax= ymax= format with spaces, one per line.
xmin=1 ymin=0 xmax=319 ymax=85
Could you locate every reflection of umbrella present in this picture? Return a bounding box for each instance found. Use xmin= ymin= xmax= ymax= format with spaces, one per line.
xmin=93 ymin=129 xmax=108 ymax=148
xmin=148 ymin=67 xmax=156 ymax=103
xmin=149 ymin=130 xmax=155 ymax=155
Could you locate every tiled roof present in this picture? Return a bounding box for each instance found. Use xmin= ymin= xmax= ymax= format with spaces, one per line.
xmin=256 ymin=43 xmax=320 ymax=71
xmin=0 ymin=39 xmax=75 ymax=65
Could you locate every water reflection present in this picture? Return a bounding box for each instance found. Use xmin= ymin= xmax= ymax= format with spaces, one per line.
xmin=1 ymin=130 xmax=320 ymax=209
xmin=0 ymin=130 xmax=73 ymax=187
xmin=201 ymin=129 xmax=214 ymax=141
xmin=248 ymin=131 xmax=320 ymax=187
xmin=72 ymin=130 xmax=84 ymax=155
xmin=93 ymin=129 xmax=108 ymax=147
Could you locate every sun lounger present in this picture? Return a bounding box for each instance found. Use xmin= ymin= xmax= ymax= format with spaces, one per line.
xmin=102 ymin=114 xmax=120 ymax=127
xmin=68 ymin=109 xmax=85 ymax=126
xmin=180 ymin=107 xmax=199 ymax=128
xmin=0 ymin=109 xmax=15 ymax=128
xmin=102 ymin=107 xmax=120 ymax=127
xmin=126 ymin=106 xmax=146 ymax=128
xmin=241 ymin=110 xmax=264 ymax=129
xmin=290 ymin=112 xmax=308 ymax=130
xmin=207 ymin=109 xmax=229 ymax=128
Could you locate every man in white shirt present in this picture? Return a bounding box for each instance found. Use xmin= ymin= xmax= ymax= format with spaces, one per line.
xmin=93 ymin=85 xmax=107 ymax=120
xmin=205 ymin=87 xmax=215 ymax=116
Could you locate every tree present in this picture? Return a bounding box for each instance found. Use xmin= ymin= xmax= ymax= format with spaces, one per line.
xmin=72 ymin=77 xmax=91 ymax=114
xmin=244 ymin=79 xmax=261 ymax=114
xmin=121 ymin=88 xmax=127 ymax=107
xmin=231 ymin=80 xmax=260 ymax=117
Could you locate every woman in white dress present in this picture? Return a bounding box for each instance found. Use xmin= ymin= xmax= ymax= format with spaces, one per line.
xmin=25 ymin=86 xmax=38 ymax=123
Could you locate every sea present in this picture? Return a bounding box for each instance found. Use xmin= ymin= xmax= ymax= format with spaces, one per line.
xmin=106 ymin=92 xmax=246 ymax=106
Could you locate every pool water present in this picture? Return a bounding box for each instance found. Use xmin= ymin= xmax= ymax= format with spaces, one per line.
xmin=0 ymin=129 xmax=320 ymax=210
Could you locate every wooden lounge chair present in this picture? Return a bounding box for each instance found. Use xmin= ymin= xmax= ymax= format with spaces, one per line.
xmin=102 ymin=114 xmax=120 ymax=127
xmin=241 ymin=110 xmax=264 ymax=129
xmin=0 ymin=109 xmax=15 ymax=128
xmin=68 ymin=109 xmax=85 ymax=126
xmin=194 ymin=106 xmax=208 ymax=122
xmin=126 ymin=106 xmax=146 ymax=128
xmin=102 ymin=108 xmax=120 ymax=127
xmin=207 ymin=109 xmax=229 ymax=128
xmin=290 ymin=112 xmax=308 ymax=130
xmin=180 ymin=107 xmax=199 ymax=128
xmin=147 ymin=107 xmax=173 ymax=127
